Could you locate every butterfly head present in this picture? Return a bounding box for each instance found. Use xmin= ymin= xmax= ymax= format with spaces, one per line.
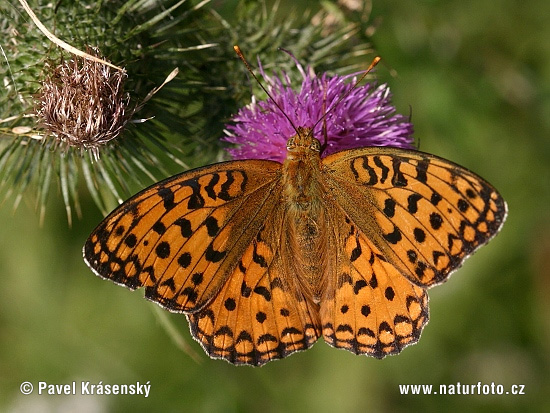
xmin=286 ymin=127 xmax=321 ymax=155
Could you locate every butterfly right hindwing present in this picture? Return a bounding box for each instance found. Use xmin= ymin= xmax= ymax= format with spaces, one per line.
xmin=320 ymin=203 xmax=429 ymax=358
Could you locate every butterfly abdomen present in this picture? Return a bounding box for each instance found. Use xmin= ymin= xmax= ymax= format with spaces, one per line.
xmin=284 ymin=204 xmax=328 ymax=303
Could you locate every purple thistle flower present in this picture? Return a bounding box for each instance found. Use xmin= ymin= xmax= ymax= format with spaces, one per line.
xmin=223 ymin=61 xmax=415 ymax=163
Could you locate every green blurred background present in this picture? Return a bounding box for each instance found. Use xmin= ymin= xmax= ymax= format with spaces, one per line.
xmin=2 ymin=0 xmax=549 ymax=411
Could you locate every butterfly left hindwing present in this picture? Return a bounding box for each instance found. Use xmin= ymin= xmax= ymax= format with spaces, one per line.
xmin=188 ymin=202 xmax=322 ymax=365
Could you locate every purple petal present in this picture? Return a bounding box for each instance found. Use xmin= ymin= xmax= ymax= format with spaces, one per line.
xmin=223 ymin=63 xmax=414 ymax=163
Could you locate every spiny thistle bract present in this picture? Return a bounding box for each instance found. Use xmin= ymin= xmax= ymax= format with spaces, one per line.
xmin=0 ymin=0 xmax=377 ymax=224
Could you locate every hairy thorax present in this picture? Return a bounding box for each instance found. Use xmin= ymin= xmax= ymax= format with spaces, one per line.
xmin=281 ymin=132 xmax=328 ymax=302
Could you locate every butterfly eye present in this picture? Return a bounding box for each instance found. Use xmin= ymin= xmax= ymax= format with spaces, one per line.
xmin=310 ymin=139 xmax=321 ymax=152
xmin=286 ymin=138 xmax=295 ymax=150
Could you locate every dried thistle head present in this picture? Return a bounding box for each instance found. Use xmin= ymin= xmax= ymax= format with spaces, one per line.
xmin=35 ymin=50 xmax=132 ymax=159
xmin=1 ymin=0 xmax=377 ymax=224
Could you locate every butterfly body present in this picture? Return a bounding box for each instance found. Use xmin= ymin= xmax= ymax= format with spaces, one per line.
xmin=84 ymin=127 xmax=506 ymax=366
xmin=282 ymin=127 xmax=328 ymax=303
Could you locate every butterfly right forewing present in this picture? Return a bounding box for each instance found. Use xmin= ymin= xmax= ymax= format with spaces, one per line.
xmin=322 ymin=147 xmax=507 ymax=288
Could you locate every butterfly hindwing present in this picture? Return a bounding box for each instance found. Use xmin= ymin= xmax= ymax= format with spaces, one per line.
xmin=84 ymin=160 xmax=283 ymax=313
xmin=322 ymin=147 xmax=507 ymax=288
xmin=319 ymin=203 xmax=429 ymax=358
xmin=188 ymin=203 xmax=322 ymax=365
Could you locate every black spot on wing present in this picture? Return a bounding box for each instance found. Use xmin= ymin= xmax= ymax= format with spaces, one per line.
xmin=429 ymin=212 xmax=443 ymax=230
xmin=431 ymin=191 xmax=442 ymax=206
xmin=191 ymin=272 xmax=203 ymax=285
xmin=155 ymin=241 xmax=171 ymax=258
xmin=241 ymin=281 xmax=252 ymax=298
xmin=384 ymin=226 xmax=402 ymax=244
xmin=391 ymin=157 xmax=408 ymax=187
xmin=204 ymin=216 xmax=220 ymax=237
xmin=255 ymin=312 xmax=267 ymax=323
xmin=185 ymin=179 xmax=204 ymax=209
xmin=161 ymin=277 xmax=176 ymax=292
xmin=252 ymin=242 xmax=268 ymax=268
xmin=219 ymin=171 xmax=238 ymax=201
xmin=383 ymin=198 xmax=396 ymax=217
xmin=204 ymin=173 xmax=220 ymax=200
xmin=354 ymin=280 xmax=368 ymax=294
xmin=350 ymin=236 xmax=362 ymax=262
xmin=205 ymin=244 xmax=226 ymax=263
xmin=253 ymin=286 xmax=271 ymax=302
xmin=158 ymin=187 xmax=176 ymax=210
xmin=413 ymin=227 xmax=426 ymax=243
xmin=124 ymin=233 xmax=137 ymax=248
xmin=352 ymin=156 xmax=377 ymax=185
xmin=374 ymin=156 xmax=389 ymax=183
xmin=415 ymin=160 xmax=428 ymax=184
xmin=407 ymin=193 xmax=422 ymax=214
xmin=152 ymin=221 xmax=166 ymax=235
xmin=178 ymin=252 xmax=192 ymax=268
xmin=257 ymin=333 xmax=277 ymax=344
xmin=224 ymin=297 xmax=236 ymax=311
xmin=369 ymin=273 xmax=378 ymax=289
xmin=174 ymin=217 xmax=193 ymax=238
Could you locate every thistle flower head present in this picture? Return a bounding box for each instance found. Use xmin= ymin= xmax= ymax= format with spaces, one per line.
xmin=223 ymin=61 xmax=414 ymax=162
xmin=35 ymin=51 xmax=132 ymax=159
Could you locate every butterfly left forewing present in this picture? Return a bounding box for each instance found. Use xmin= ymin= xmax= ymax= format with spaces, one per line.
xmin=84 ymin=160 xmax=283 ymax=313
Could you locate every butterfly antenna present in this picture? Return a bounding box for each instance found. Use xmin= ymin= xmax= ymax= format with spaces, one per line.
xmin=311 ymin=56 xmax=381 ymax=135
xmin=321 ymin=78 xmax=328 ymax=151
xmin=234 ymin=45 xmax=300 ymax=135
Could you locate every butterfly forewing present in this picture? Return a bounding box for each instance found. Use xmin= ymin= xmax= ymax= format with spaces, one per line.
xmin=322 ymin=147 xmax=507 ymax=288
xmin=84 ymin=160 xmax=283 ymax=313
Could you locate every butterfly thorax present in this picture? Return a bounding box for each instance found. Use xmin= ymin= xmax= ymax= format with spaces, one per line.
xmin=282 ymin=127 xmax=323 ymax=206
xmin=281 ymin=127 xmax=327 ymax=302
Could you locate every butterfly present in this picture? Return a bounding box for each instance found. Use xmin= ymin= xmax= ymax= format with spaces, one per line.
xmin=84 ymin=48 xmax=506 ymax=365
xmin=84 ymin=121 xmax=507 ymax=365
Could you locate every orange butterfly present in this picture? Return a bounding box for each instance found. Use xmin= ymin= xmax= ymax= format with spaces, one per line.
xmin=84 ymin=55 xmax=507 ymax=366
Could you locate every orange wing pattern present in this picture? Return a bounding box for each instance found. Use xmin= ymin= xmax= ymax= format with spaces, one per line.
xmin=84 ymin=145 xmax=506 ymax=365
xmin=317 ymin=147 xmax=506 ymax=358
xmin=188 ymin=204 xmax=322 ymax=365
xmin=84 ymin=160 xmax=282 ymax=313
xmin=323 ymin=147 xmax=507 ymax=288
xmin=321 ymin=212 xmax=429 ymax=358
